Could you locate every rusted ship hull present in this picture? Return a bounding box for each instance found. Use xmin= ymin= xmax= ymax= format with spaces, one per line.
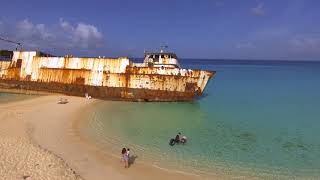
xmin=0 ymin=80 xmax=198 ymax=101
xmin=0 ymin=51 xmax=215 ymax=101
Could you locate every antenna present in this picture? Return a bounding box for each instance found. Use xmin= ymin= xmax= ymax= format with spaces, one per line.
xmin=160 ymin=44 xmax=168 ymax=53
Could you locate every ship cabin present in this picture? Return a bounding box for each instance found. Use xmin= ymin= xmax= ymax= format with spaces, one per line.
xmin=0 ymin=50 xmax=14 ymax=61
xmin=143 ymin=51 xmax=181 ymax=69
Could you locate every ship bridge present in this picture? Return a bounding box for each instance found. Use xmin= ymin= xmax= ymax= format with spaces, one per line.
xmin=143 ymin=51 xmax=181 ymax=68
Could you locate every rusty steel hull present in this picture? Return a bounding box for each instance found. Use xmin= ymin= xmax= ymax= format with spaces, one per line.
xmin=0 ymin=79 xmax=197 ymax=101
xmin=0 ymin=51 xmax=215 ymax=101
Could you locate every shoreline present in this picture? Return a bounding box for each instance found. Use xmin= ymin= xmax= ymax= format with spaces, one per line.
xmin=67 ymin=98 xmax=320 ymax=180
xmin=72 ymin=102 xmax=222 ymax=179
xmin=0 ymin=94 xmax=209 ymax=180
xmin=72 ymin=106 xmax=207 ymax=179
xmin=0 ymin=87 xmax=60 ymax=96
xmin=0 ymin=93 xmax=318 ymax=180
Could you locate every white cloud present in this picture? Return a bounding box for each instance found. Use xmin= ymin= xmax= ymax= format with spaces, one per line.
xmin=290 ymin=34 xmax=320 ymax=55
xmin=58 ymin=19 xmax=104 ymax=49
xmin=235 ymin=42 xmax=255 ymax=49
xmin=36 ymin=24 xmax=52 ymax=38
xmin=16 ymin=19 xmax=52 ymax=38
xmin=73 ymin=23 xmax=103 ymax=48
xmin=234 ymin=27 xmax=320 ymax=60
xmin=75 ymin=23 xmax=102 ymax=40
xmin=17 ymin=19 xmax=33 ymax=31
xmin=0 ymin=19 xmax=105 ymax=55
xmin=251 ymin=3 xmax=265 ymax=16
xmin=59 ymin=18 xmax=73 ymax=31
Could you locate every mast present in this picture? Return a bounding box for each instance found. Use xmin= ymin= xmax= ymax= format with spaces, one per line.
xmin=160 ymin=45 xmax=168 ymax=53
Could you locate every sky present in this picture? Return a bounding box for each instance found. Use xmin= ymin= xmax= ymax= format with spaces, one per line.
xmin=0 ymin=0 xmax=320 ymax=60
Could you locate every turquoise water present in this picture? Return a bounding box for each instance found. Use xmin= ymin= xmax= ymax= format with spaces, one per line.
xmin=0 ymin=92 xmax=37 ymax=103
xmin=79 ymin=60 xmax=320 ymax=179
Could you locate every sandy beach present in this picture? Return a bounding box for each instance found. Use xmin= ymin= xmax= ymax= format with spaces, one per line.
xmin=0 ymin=95 xmax=209 ymax=180
xmin=0 ymin=95 xmax=83 ymax=180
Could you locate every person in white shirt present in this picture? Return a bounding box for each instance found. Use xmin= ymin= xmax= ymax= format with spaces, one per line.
xmin=126 ymin=148 xmax=130 ymax=158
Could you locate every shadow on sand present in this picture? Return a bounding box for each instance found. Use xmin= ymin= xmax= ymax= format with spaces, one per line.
xmin=128 ymin=155 xmax=138 ymax=167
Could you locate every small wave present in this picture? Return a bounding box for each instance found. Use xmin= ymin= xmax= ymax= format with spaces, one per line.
xmin=152 ymin=163 xmax=201 ymax=177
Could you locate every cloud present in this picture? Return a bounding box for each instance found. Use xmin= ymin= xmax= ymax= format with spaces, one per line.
xmin=59 ymin=18 xmax=104 ymax=49
xmin=289 ymin=34 xmax=320 ymax=56
xmin=234 ymin=26 xmax=320 ymax=60
xmin=59 ymin=18 xmax=73 ymax=31
xmin=251 ymin=2 xmax=265 ymax=16
xmin=74 ymin=23 xmax=103 ymax=48
xmin=0 ymin=19 xmax=105 ymax=55
xmin=0 ymin=21 xmax=3 ymax=33
xmin=235 ymin=42 xmax=255 ymax=49
xmin=15 ymin=19 xmax=53 ymax=48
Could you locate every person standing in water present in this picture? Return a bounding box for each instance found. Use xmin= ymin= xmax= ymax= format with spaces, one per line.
xmin=175 ymin=132 xmax=181 ymax=143
xmin=126 ymin=148 xmax=130 ymax=159
xmin=121 ymin=148 xmax=129 ymax=168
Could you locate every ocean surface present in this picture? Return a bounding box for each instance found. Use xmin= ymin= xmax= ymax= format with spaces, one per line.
xmin=78 ymin=59 xmax=320 ymax=179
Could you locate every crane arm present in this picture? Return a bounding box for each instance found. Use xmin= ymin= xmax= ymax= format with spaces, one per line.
xmin=0 ymin=37 xmax=22 ymax=46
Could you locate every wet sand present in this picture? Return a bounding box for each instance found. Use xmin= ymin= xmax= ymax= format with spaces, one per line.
xmin=0 ymin=95 xmax=213 ymax=180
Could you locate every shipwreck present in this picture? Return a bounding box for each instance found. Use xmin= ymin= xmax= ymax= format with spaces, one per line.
xmin=0 ymin=49 xmax=215 ymax=101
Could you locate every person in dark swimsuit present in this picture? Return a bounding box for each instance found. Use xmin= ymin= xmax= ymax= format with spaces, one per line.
xmin=175 ymin=132 xmax=181 ymax=143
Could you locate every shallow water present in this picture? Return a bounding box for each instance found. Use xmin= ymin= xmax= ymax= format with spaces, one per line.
xmin=79 ymin=60 xmax=320 ymax=179
xmin=0 ymin=92 xmax=37 ymax=103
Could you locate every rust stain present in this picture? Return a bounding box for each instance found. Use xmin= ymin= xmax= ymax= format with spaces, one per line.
xmin=0 ymin=51 xmax=215 ymax=101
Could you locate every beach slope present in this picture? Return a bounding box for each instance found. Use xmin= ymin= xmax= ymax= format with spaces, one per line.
xmin=0 ymin=95 xmax=203 ymax=180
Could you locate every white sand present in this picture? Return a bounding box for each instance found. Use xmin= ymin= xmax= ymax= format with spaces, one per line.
xmin=0 ymin=137 xmax=82 ymax=180
xmin=0 ymin=95 xmax=213 ymax=180
xmin=0 ymin=96 xmax=82 ymax=180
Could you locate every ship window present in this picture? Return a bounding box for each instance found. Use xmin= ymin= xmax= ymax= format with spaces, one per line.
xmin=154 ymin=55 xmax=159 ymax=62
xmin=160 ymin=55 xmax=164 ymax=58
